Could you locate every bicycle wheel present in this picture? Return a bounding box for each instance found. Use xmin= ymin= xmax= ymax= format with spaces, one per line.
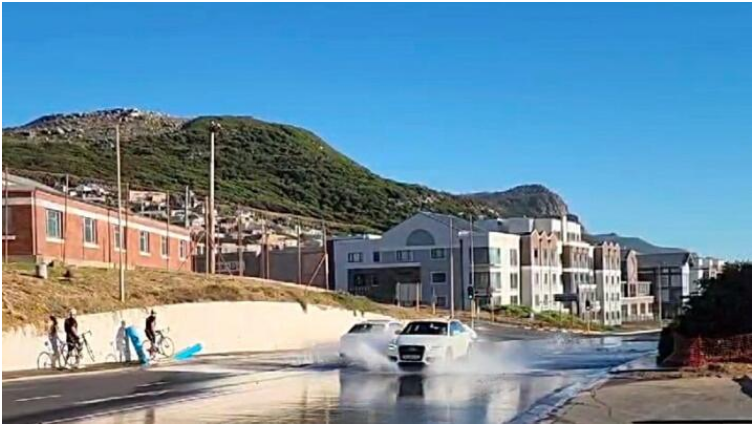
xmin=67 ymin=350 xmax=81 ymax=369
xmin=160 ymin=337 xmax=175 ymax=358
xmin=37 ymin=352 xmax=53 ymax=369
xmin=85 ymin=343 xmax=96 ymax=363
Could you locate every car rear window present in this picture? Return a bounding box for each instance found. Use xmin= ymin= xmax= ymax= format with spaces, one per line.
xmin=348 ymin=323 xmax=377 ymax=334
xmin=401 ymin=322 xmax=448 ymax=335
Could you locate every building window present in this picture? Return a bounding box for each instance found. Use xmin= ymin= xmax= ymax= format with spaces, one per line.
xmin=535 ymin=274 xmax=539 ymax=285
xmin=139 ymin=231 xmax=150 ymax=254
xmin=161 ymin=236 xmax=169 ymax=257
xmin=489 ymin=248 xmax=501 ymax=265
xmin=430 ymin=248 xmax=445 ymax=259
xmin=553 ymin=274 xmax=558 ymax=287
xmin=396 ymin=250 xmax=412 ymax=262
xmin=510 ymin=249 xmax=518 ymax=266
xmin=373 ymin=251 xmax=381 ymax=262
xmin=535 ymin=295 xmax=540 ymax=305
xmin=179 ymin=240 xmax=187 ymax=259
xmin=347 ymin=252 xmax=363 ymax=263
xmin=491 ymin=272 xmax=502 ymax=290
xmin=431 ymin=272 xmax=447 ymax=284
xmin=46 ymin=209 xmax=63 ymax=239
xmin=113 ymin=226 xmax=124 ymax=250
xmin=510 ymin=295 xmax=518 ymax=305
xmin=83 ymin=217 xmax=97 ymax=245
xmin=435 ymin=296 xmax=447 ymax=308
xmin=510 ymin=273 xmax=518 ymax=290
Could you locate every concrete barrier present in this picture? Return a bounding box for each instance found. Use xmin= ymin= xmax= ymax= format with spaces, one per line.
xmin=2 ymin=301 xmax=390 ymax=372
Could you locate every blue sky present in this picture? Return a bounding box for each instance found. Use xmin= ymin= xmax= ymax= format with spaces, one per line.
xmin=3 ymin=3 xmax=751 ymax=260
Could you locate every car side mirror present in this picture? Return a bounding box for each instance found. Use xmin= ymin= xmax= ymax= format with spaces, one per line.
xmin=394 ymin=330 xmax=401 ymax=335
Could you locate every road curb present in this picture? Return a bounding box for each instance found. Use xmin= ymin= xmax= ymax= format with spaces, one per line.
xmin=513 ymin=348 xmax=659 ymax=424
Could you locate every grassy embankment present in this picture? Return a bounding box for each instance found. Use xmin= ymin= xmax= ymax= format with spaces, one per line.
xmin=3 ymin=262 xmax=626 ymax=333
xmin=1 ymin=262 xmax=424 ymax=332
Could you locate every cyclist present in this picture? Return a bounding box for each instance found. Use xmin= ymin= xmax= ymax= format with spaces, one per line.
xmin=63 ymin=309 xmax=80 ymax=365
xmin=145 ymin=309 xmax=157 ymax=355
xmin=47 ymin=315 xmax=62 ymax=368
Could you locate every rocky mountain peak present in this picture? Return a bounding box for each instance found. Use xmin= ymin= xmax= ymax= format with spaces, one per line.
xmin=4 ymin=107 xmax=186 ymax=142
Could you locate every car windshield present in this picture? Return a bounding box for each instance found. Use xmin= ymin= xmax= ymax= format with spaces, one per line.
xmin=401 ymin=322 xmax=448 ymax=336
xmin=348 ymin=323 xmax=379 ymax=334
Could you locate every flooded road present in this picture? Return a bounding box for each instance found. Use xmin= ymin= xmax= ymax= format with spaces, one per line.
xmin=76 ymin=335 xmax=656 ymax=424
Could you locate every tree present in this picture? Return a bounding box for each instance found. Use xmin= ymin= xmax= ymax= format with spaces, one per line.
xmin=676 ymin=262 xmax=751 ymax=338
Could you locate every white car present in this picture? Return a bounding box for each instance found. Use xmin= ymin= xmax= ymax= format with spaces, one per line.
xmin=387 ymin=319 xmax=477 ymax=366
xmin=339 ymin=320 xmax=404 ymax=362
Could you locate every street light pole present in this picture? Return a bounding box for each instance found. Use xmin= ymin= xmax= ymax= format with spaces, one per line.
xmin=115 ymin=124 xmax=125 ymax=302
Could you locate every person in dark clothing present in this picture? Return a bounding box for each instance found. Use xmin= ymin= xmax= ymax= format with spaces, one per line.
xmin=63 ymin=309 xmax=80 ymax=364
xmin=145 ymin=309 xmax=157 ymax=355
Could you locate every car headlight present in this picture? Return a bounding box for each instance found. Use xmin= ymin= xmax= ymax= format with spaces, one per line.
xmin=388 ymin=342 xmax=398 ymax=351
xmin=428 ymin=345 xmax=445 ymax=352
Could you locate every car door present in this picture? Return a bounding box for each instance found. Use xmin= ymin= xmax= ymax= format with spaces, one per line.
xmin=449 ymin=321 xmax=466 ymax=358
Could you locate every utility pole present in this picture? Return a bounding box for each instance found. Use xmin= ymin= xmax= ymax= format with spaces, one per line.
xmin=3 ymin=167 xmax=9 ymax=265
xmin=204 ymin=196 xmax=210 ymax=274
xmin=184 ymin=186 xmax=190 ymax=228
xmin=208 ymin=121 xmax=221 ymax=275
xmin=237 ymin=205 xmax=243 ymax=277
xmin=297 ymin=220 xmax=302 ymax=285
xmin=165 ymin=191 xmax=171 ymax=271
xmin=322 ymin=222 xmax=329 ymax=290
xmin=63 ymin=173 xmax=69 ymax=264
xmin=469 ymin=215 xmax=475 ymax=329
xmin=116 ymin=125 xmax=126 ymax=302
xmin=449 ymin=217 xmax=455 ymax=318
xmin=656 ymin=266 xmax=663 ymax=327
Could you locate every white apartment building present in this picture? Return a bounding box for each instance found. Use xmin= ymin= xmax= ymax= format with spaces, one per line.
xmin=478 ymin=217 xmax=565 ymax=313
xmin=594 ymin=242 xmax=623 ymax=326
xmin=332 ymin=212 xmax=520 ymax=310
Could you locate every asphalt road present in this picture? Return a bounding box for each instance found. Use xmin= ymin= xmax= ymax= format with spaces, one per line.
xmin=3 ymin=325 xmax=656 ymax=424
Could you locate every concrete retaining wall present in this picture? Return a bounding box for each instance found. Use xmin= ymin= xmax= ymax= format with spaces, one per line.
xmin=2 ymin=301 xmax=389 ymax=372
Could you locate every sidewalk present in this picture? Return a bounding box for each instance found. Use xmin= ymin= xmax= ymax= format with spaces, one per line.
xmin=547 ymin=367 xmax=752 ymax=423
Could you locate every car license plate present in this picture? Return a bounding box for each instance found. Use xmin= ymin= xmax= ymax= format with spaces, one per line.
xmin=402 ymin=354 xmax=421 ymax=361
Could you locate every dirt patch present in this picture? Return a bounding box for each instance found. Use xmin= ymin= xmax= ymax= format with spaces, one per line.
xmin=616 ymin=362 xmax=752 ymax=382
xmin=2 ymin=262 xmax=425 ymax=332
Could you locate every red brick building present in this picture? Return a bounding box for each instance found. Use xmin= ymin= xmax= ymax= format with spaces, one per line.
xmin=2 ymin=176 xmax=192 ymax=271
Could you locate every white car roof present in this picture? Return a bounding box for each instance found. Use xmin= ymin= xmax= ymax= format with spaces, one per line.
xmin=406 ymin=318 xmax=458 ymax=324
xmin=361 ymin=319 xmax=401 ymax=325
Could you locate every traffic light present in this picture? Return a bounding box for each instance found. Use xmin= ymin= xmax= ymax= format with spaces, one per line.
xmin=467 ymin=285 xmax=474 ymax=299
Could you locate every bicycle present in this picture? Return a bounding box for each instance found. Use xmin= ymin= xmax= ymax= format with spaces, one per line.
xmin=37 ymin=337 xmax=68 ymax=369
xmin=66 ymin=331 xmax=96 ymax=368
xmin=143 ymin=328 xmax=175 ymax=360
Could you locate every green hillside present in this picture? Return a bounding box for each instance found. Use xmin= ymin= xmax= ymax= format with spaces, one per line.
xmin=3 ymin=111 xmax=493 ymax=230
xmin=3 ymin=109 xmax=572 ymax=231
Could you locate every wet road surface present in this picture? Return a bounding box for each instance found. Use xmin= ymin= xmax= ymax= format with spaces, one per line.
xmin=3 ymin=328 xmax=657 ymax=424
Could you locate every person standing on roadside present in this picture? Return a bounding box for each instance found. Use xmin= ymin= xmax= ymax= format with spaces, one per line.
xmin=63 ymin=309 xmax=80 ymax=365
xmin=47 ymin=315 xmax=62 ymax=369
xmin=145 ymin=309 xmax=157 ymax=355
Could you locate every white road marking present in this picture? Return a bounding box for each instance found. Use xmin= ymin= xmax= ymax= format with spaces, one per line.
xmin=74 ymin=390 xmax=168 ymax=406
xmin=15 ymin=394 xmax=61 ymax=402
xmin=136 ymin=380 xmax=168 ymax=388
